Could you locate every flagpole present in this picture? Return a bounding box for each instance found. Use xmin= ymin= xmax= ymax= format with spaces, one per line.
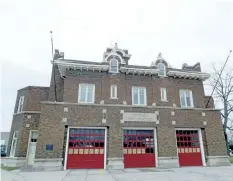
xmin=50 ymin=31 xmax=57 ymax=102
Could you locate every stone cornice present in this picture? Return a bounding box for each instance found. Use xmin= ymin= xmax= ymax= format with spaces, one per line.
xmin=167 ymin=70 xmax=210 ymax=80
xmin=41 ymin=101 xmax=220 ymax=111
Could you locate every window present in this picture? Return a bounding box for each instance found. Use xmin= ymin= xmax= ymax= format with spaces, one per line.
xmin=157 ymin=63 xmax=166 ymax=76
xmin=132 ymin=87 xmax=147 ymax=105
xmin=109 ymin=59 xmax=118 ymax=73
xmin=179 ymin=89 xmax=194 ymax=107
xmin=78 ymin=84 xmax=95 ymax=103
xmin=160 ymin=88 xmax=167 ymax=101
xmin=17 ymin=96 xmax=24 ymax=113
xmin=110 ymin=85 xmax=117 ymax=99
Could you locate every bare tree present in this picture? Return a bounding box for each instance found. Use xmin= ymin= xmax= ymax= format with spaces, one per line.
xmin=208 ymin=66 xmax=233 ymax=155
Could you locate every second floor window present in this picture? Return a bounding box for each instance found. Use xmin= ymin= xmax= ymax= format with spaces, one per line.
xmin=78 ymin=84 xmax=95 ymax=103
xmin=109 ymin=59 xmax=118 ymax=73
xmin=17 ymin=96 xmax=24 ymax=113
xmin=110 ymin=85 xmax=117 ymax=99
xmin=160 ymin=88 xmax=167 ymax=101
xmin=179 ymin=89 xmax=194 ymax=108
xmin=132 ymin=87 xmax=147 ymax=105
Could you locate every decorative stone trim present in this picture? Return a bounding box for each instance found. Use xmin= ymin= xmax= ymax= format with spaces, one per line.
xmin=41 ymin=101 xmax=221 ymax=111
xmin=102 ymin=109 xmax=106 ymax=113
xmin=64 ymin=107 xmax=68 ymax=112
xmin=34 ymin=158 xmax=63 ymax=171
xmin=171 ymin=111 xmax=175 ymax=116
xmin=120 ymin=110 xmax=124 ymax=114
xmin=120 ymin=119 xmax=124 ymax=124
xmin=27 ymin=115 xmax=31 ymax=119
xmin=152 ymin=103 xmax=156 ymax=106
xmin=62 ymin=118 xmax=67 ymax=123
xmin=155 ymin=111 xmax=159 ymax=115
xmin=173 ymin=103 xmax=177 ymax=107
xmin=203 ymin=121 xmax=207 ymax=125
xmin=26 ymin=124 xmax=30 ymax=128
xmin=13 ymin=111 xmax=41 ymax=116
xmin=172 ymin=120 xmax=176 ymax=125
xmin=202 ymin=112 xmax=206 ymax=116
xmin=123 ymin=101 xmax=127 ymax=105
xmin=102 ymin=119 xmax=106 ymax=123
xmin=120 ymin=67 xmax=159 ymax=75
xmin=156 ymin=120 xmax=160 ymax=125
xmin=100 ymin=100 xmax=104 ymax=104
xmin=1 ymin=157 xmax=26 ymax=167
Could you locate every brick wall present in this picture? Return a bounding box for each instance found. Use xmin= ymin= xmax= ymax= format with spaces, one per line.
xmin=35 ymin=103 xmax=227 ymax=160
xmin=62 ymin=69 xmax=206 ymax=108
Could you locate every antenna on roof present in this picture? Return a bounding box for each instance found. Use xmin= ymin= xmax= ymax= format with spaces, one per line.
xmin=50 ymin=31 xmax=57 ymax=102
xmin=205 ymin=50 xmax=232 ymax=108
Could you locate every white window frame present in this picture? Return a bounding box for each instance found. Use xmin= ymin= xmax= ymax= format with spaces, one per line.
xmin=160 ymin=88 xmax=167 ymax=101
xmin=109 ymin=59 xmax=119 ymax=73
xmin=157 ymin=63 xmax=166 ymax=76
xmin=17 ymin=96 xmax=24 ymax=113
xmin=179 ymin=89 xmax=194 ymax=108
xmin=78 ymin=84 xmax=95 ymax=103
xmin=132 ymin=86 xmax=147 ymax=106
xmin=110 ymin=85 xmax=117 ymax=99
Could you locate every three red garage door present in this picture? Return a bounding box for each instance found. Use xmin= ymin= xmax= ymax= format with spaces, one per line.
xmin=176 ymin=130 xmax=203 ymax=166
xmin=123 ymin=129 xmax=156 ymax=168
xmin=66 ymin=128 xmax=105 ymax=169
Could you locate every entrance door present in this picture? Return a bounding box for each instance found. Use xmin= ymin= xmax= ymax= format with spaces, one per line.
xmin=123 ymin=129 xmax=155 ymax=168
xmin=66 ymin=128 xmax=105 ymax=169
xmin=27 ymin=131 xmax=39 ymax=165
xmin=176 ymin=130 xmax=203 ymax=166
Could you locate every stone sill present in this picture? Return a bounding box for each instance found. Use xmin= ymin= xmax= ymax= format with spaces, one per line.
xmin=41 ymin=101 xmax=220 ymax=111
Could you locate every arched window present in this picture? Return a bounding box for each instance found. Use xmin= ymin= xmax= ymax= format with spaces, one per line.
xmin=157 ymin=63 xmax=166 ymax=76
xmin=110 ymin=59 xmax=118 ymax=73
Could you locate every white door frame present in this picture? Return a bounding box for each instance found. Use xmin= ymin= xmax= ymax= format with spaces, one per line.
xmin=10 ymin=131 xmax=18 ymax=157
xmin=122 ymin=127 xmax=158 ymax=168
xmin=64 ymin=126 xmax=108 ymax=170
xmin=26 ymin=130 xmax=39 ymax=164
xmin=175 ymin=128 xmax=206 ymax=167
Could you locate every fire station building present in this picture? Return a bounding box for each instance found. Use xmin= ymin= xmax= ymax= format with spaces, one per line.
xmin=7 ymin=45 xmax=230 ymax=170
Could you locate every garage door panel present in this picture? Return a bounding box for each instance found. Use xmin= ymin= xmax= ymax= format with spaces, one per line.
xmin=67 ymin=154 xmax=104 ymax=169
xmin=123 ymin=129 xmax=156 ymax=168
xmin=176 ymin=130 xmax=203 ymax=167
xmin=67 ymin=128 xmax=105 ymax=169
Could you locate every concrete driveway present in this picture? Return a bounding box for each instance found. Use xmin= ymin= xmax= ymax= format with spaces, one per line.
xmin=2 ymin=166 xmax=233 ymax=181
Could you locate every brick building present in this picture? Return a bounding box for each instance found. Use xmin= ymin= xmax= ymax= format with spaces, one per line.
xmin=7 ymin=45 xmax=230 ymax=169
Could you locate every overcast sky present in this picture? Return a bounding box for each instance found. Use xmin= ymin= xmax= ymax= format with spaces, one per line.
xmin=0 ymin=0 xmax=233 ymax=132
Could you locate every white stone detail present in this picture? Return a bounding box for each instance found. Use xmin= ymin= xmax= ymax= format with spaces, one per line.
xmin=123 ymin=101 xmax=127 ymax=105
xmin=206 ymin=156 xmax=231 ymax=166
xmin=62 ymin=118 xmax=67 ymax=123
xmin=102 ymin=119 xmax=106 ymax=123
xmin=152 ymin=103 xmax=156 ymax=106
xmin=123 ymin=112 xmax=158 ymax=122
xmin=155 ymin=111 xmax=159 ymax=115
xmin=171 ymin=111 xmax=175 ymax=116
xmin=64 ymin=107 xmax=68 ymax=112
xmin=102 ymin=109 xmax=106 ymax=113
xmin=120 ymin=110 xmax=124 ymax=114
xmin=27 ymin=115 xmax=31 ymax=119
xmin=202 ymin=112 xmax=206 ymax=116
xmin=120 ymin=119 xmax=124 ymax=124
xmin=100 ymin=100 xmax=104 ymax=104
xmin=26 ymin=124 xmax=30 ymax=128
xmin=172 ymin=121 xmax=176 ymax=125
xmin=158 ymin=157 xmax=179 ymax=168
xmin=173 ymin=103 xmax=177 ymax=107
xmin=203 ymin=121 xmax=207 ymax=125
xmin=167 ymin=70 xmax=210 ymax=80
xmin=156 ymin=120 xmax=160 ymax=124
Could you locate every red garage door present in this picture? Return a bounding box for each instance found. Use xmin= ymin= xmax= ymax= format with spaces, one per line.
xmin=123 ymin=130 xmax=155 ymax=168
xmin=176 ymin=130 xmax=203 ymax=166
xmin=66 ymin=128 xmax=105 ymax=169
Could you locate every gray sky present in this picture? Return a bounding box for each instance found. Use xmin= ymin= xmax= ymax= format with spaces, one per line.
xmin=1 ymin=0 xmax=233 ymax=132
